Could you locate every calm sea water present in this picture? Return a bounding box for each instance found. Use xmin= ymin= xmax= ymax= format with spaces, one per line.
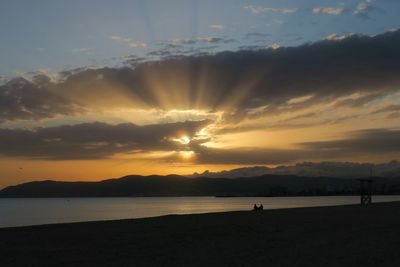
xmin=1 ymin=195 xmax=400 ymax=228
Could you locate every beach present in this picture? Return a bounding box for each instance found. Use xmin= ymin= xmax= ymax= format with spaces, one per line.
xmin=2 ymin=202 xmax=400 ymax=266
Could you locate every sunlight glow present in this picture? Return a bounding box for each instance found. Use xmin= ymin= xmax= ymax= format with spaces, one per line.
xmin=181 ymin=136 xmax=191 ymax=144
xmin=172 ymin=136 xmax=192 ymax=145
xmin=180 ymin=151 xmax=195 ymax=161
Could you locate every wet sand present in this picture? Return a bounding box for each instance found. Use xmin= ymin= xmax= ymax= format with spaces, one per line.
xmin=2 ymin=201 xmax=400 ymax=266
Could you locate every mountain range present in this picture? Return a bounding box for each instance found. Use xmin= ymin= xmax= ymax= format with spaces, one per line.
xmin=190 ymin=161 xmax=400 ymax=179
xmin=1 ymin=173 xmax=400 ymax=198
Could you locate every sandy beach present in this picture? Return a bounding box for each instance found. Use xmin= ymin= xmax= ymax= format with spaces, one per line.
xmin=2 ymin=201 xmax=400 ymax=266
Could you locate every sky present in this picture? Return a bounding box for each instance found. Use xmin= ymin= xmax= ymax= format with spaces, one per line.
xmin=0 ymin=0 xmax=400 ymax=188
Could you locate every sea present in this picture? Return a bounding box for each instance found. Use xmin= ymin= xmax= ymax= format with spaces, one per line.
xmin=1 ymin=195 xmax=400 ymax=228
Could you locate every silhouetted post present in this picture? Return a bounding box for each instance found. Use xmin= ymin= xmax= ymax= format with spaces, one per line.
xmin=358 ymin=179 xmax=373 ymax=205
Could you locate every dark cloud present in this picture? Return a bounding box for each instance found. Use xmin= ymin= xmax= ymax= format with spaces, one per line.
xmin=0 ymin=77 xmax=84 ymax=123
xmin=214 ymin=113 xmax=359 ymax=135
xmin=300 ymin=128 xmax=400 ymax=155
xmin=334 ymin=91 xmax=389 ymax=108
xmin=283 ymin=112 xmax=318 ymax=121
xmin=186 ymin=146 xmax=325 ymax=165
xmin=0 ymin=120 xmax=398 ymax=164
xmin=214 ymin=122 xmax=322 ymax=135
xmin=190 ymin=146 xmax=311 ymax=165
xmin=181 ymin=128 xmax=400 ymax=165
xmin=55 ymin=29 xmax=400 ymax=117
xmin=237 ymin=45 xmax=266 ymax=50
xmin=0 ymin=120 xmax=211 ymax=160
xmin=371 ymin=104 xmax=400 ymax=114
xmin=1 ymin=30 xmax=400 ymax=123
xmin=147 ymin=42 xmax=221 ymax=60
xmin=121 ymin=56 xmax=147 ymax=67
xmin=387 ymin=112 xmax=400 ymax=119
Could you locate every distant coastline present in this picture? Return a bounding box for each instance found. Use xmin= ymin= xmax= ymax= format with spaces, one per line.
xmin=2 ymin=173 xmax=400 ymax=198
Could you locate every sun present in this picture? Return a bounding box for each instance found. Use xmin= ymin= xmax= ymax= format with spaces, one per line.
xmin=172 ymin=136 xmax=191 ymax=145
xmin=180 ymin=136 xmax=191 ymax=144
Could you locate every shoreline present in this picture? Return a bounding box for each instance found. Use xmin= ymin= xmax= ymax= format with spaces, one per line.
xmin=2 ymin=196 xmax=400 ymax=229
xmin=0 ymin=201 xmax=364 ymax=230
xmin=0 ymin=194 xmax=367 ymax=199
xmin=2 ymin=201 xmax=400 ymax=266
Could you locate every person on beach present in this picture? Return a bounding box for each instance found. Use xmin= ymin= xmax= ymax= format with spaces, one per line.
xmin=253 ymin=204 xmax=264 ymax=210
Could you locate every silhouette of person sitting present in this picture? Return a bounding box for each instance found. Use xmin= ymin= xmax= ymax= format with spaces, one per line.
xmin=253 ymin=204 xmax=264 ymax=211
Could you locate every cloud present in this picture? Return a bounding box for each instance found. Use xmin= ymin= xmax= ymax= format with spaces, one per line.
xmin=147 ymin=50 xmax=173 ymax=57
xmin=111 ymin=36 xmax=131 ymax=42
xmin=129 ymin=42 xmax=147 ymax=47
xmin=2 ymin=30 xmax=400 ymax=123
xmin=0 ymin=120 xmax=211 ymax=160
xmin=352 ymin=1 xmax=384 ymax=19
xmin=185 ymin=128 xmax=400 ymax=165
xmin=266 ymin=43 xmax=280 ymax=50
xmin=371 ymin=104 xmax=400 ymax=114
xmin=244 ymin=6 xmax=297 ymax=14
xmin=163 ymin=43 xmax=184 ymax=49
xmin=190 ymin=146 xmax=311 ymax=165
xmin=213 ymin=122 xmax=322 ymax=135
xmin=356 ymin=2 xmax=376 ymax=11
xmin=197 ymin=37 xmax=222 ymax=42
xmin=237 ymin=45 xmax=265 ymax=50
xmin=312 ymin=7 xmax=345 ymax=15
xmin=281 ymin=112 xmax=318 ymax=121
xmin=334 ymin=92 xmax=389 ymax=108
xmin=387 ymin=112 xmax=400 ymax=119
xmin=0 ymin=76 xmax=85 ymax=123
xmin=36 ymin=69 xmax=49 ymax=74
xmin=324 ymin=33 xmax=356 ymax=41
xmin=121 ymin=55 xmax=147 ymax=67
xmin=300 ymin=128 xmax=400 ymax=155
xmin=146 ymin=40 xmax=224 ymax=60
xmin=209 ymin=25 xmax=224 ymax=30
xmin=170 ymin=39 xmax=197 ymax=45
xmin=214 ymin=113 xmax=359 ymax=135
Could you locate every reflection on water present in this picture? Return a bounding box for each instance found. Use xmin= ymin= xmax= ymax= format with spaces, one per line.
xmin=1 ymin=195 xmax=400 ymax=228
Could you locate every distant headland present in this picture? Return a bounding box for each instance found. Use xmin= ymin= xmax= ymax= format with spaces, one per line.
xmin=2 ymin=171 xmax=400 ymax=198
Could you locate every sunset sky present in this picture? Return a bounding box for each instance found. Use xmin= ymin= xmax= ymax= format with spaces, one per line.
xmin=1 ymin=0 xmax=400 ymax=188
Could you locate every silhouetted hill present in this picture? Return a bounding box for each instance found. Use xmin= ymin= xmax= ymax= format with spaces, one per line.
xmin=2 ymin=174 xmax=400 ymax=197
xmin=190 ymin=160 xmax=400 ymax=178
